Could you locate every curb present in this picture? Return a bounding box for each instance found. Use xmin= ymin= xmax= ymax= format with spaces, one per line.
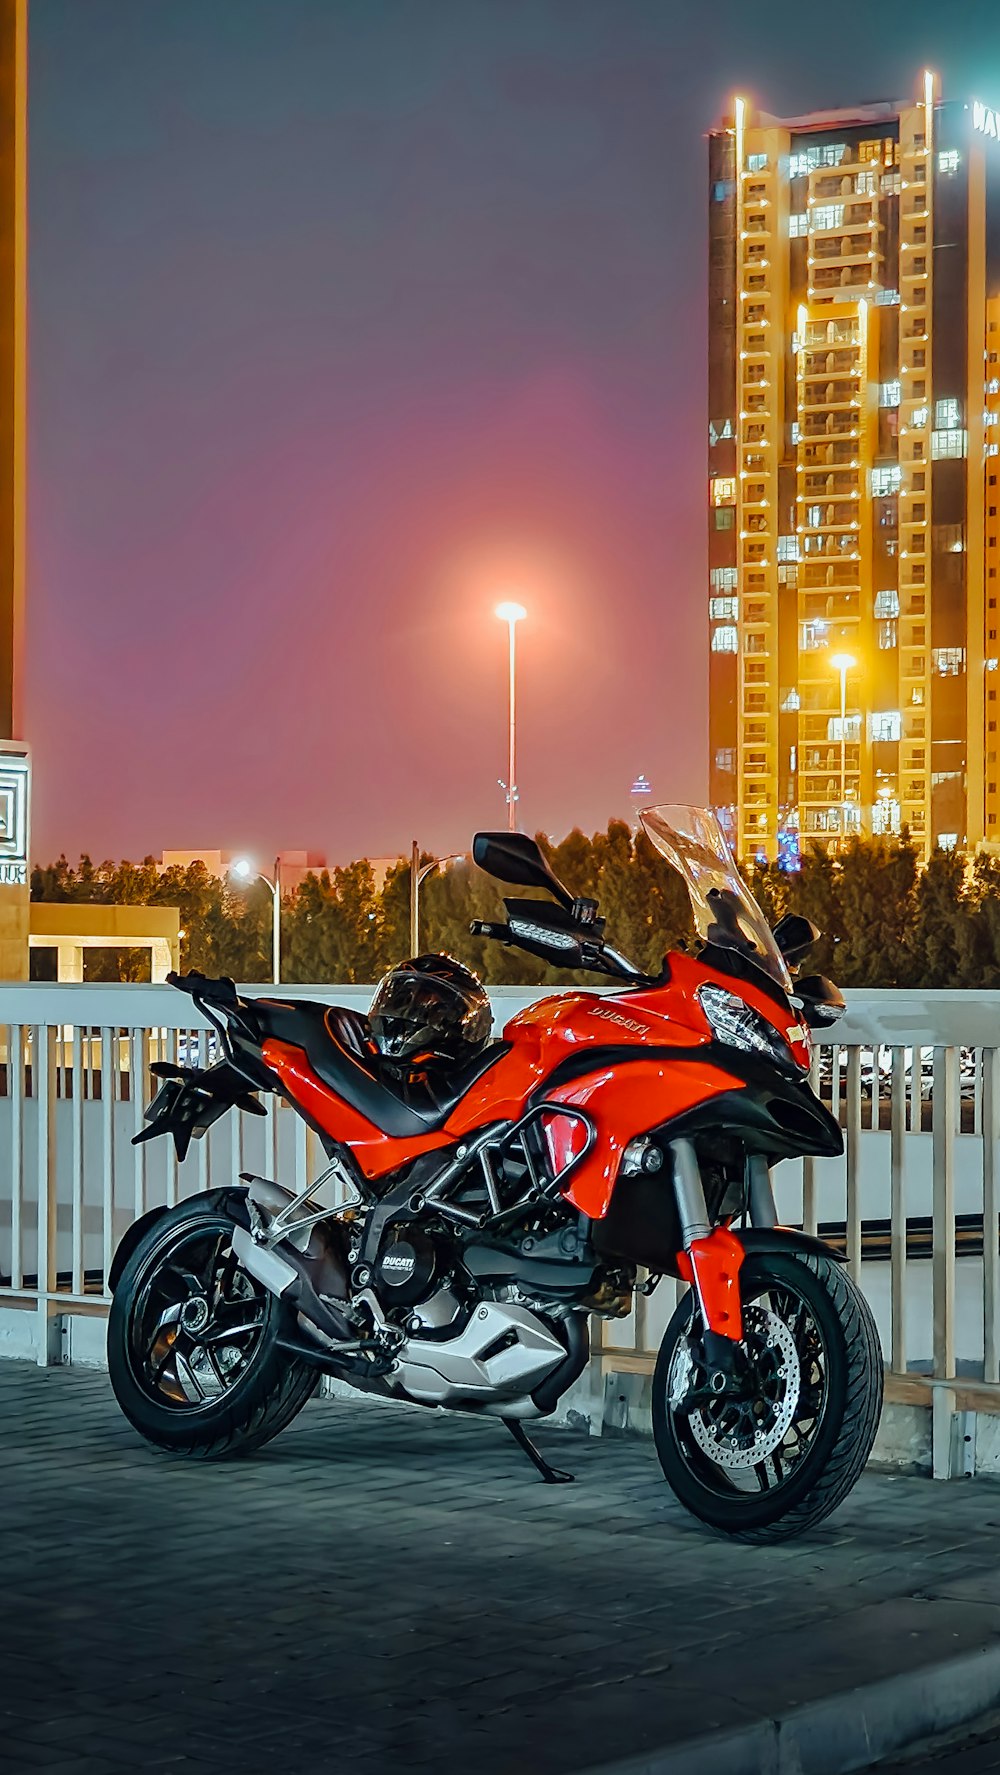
xmin=577 ymin=1639 xmax=1000 ymax=1775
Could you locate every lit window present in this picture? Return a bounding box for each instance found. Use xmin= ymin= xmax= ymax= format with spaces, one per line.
xmin=810 ymin=204 xmax=845 ymax=232
xmin=788 ymin=213 xmax=808 ymax=238
xmin=781 ymin=688 xmax=800 ymax=712
xmin=935 ymin=397 xmax=962 ymax=430
xmin=911 ymin=406 xmax=928 ymax=428
xmin=715 ymin=747 xmax=736 ymax=772
xmin=712 ymin=181 xmax=732 ymax=203
xmin=871 ymin=711 xmax=902 ymax=742
xmin=710 ymin=566 xmax=738 ymax=591
xmin=938 ymin=834 xmax=958 ymax=852
xmin=988 ymin=379 xmax=1000 ymax=396
xmin=800 ymin=621 xmax=828 ymax=651
xmin=880 ymin=380 xmax=901 ymax=409
xmin=712 ymin=476 xmax=737 ymax=506
xmin=791 ymin=421 xmax=801 ymax=445
xmin=709 ymin=418 xmax=735 ymax=445
xmin=709 ymin=596 xmax=738 ymax=620
xmin=990 ymin=444 xmax=1000 ymax=458
xmin=776 ymin=535 xmax=799 ymax=562
xmin=748 ymin=152 xmax=768 ymax=173
xmin=938 ymin=149 xmax=960 ymax=174
xmin=872 ymin=465 xmax=902 ymax=496
xmin=878 ymin=620 xmax=898 ymax=650
xmin=715 ymin=507 xmax=734 ymax=530
xmin=874 ymin=589 xmax=900 ymax=618
xmin=711 ymin=625 xmax=739 ymax=653
xmin=933 ymin=647 xmax=966 ymax=676
xmin=828 ymin=715 xmax=861 ymax=742
xmin=874 ymin=288 xmax=900 ymax=306
xmin=988 ymin=659 xmax=999 ymax=673
xmin=931 ymin=429 xmax=968 ymax=459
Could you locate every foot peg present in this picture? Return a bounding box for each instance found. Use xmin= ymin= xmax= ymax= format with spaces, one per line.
xmin=502 ymin=1417 xmax=575 ymax=1484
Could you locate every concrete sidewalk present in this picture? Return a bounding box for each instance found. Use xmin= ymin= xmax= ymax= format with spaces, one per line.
xmin=3 ymin=1362 xmax=1000 ymax=1775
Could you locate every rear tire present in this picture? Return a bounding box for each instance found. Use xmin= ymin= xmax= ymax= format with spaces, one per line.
xmin=651 ymin=1250 xmax=882 ymax=1542
xmin=108 ymin=1198 xmax=318 ymax=1459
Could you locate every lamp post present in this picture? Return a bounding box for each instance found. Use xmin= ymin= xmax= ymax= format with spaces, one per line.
xmin=231 ymin=855 xmax=281 ymax=983
xmin=495 ymin=601 xmax=526 ymax=830
xmin=409 ymin=843 xmax=462 ymax=954
xmin=829 ymin=653 xmax=856 ymax=850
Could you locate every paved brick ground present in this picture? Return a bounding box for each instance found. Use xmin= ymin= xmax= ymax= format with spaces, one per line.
xmin=5 ymin=1364 xmax=1000 ymax=1775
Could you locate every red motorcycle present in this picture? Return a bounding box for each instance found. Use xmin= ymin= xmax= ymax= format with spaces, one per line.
xmin=107 ymin=806 xmax=882 ymax=1540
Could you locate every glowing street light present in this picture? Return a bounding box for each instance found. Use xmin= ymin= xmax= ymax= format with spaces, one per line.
xmin=408 ymin=843 xmax=463 ymax=954
xmin=495 ymin=601 xmax=526 ymax=831
xmin=230 ymin=854 xmax=282 ymax=983
xmin=829 ymin=653 xmax=857 ymax=850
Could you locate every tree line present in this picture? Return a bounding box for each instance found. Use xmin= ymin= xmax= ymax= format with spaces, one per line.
xmin=29 ymin=828 xmax=1000 ymax=991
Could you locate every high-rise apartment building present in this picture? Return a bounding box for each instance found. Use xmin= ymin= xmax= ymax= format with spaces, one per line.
xmin=708 ymin=76 xmax=1000 ymax=860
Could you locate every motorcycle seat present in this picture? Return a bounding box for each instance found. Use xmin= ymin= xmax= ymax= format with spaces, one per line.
xmin=251 ymin=997 xmax=507 ymax=1135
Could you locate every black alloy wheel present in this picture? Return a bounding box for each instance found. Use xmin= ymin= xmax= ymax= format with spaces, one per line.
xmin=108 ymin=1199 xmax=317 ymax=1457
xmin=651 ymin=1249 xmax=882 ymax=1541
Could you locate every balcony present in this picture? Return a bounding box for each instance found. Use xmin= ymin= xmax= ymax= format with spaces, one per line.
xmin=801 ymin=413 xmax=859 ymax=441
xmin=801 ymin=473 xmax=860 ymax=498
xmin=802 ymin=350 xmax=859 ymax=377
xmin=810 ymin=266 xmax=872 ymax=294
xmin=798 ymin=386 xmax=861 ymax=414
xmin=805 ymin=320 xmax=860 ymax=347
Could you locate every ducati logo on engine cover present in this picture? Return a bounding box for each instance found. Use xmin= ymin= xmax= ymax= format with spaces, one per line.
xmin=381 ymin=1252 xmax=415 ymax=1274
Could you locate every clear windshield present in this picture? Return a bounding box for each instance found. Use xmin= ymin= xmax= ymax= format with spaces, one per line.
xmin=639 ymin=804 xmax=792 ymax=991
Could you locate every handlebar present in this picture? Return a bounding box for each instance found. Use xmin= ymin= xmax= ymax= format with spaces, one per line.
xmin=166 ymin=971 xmax=240 ymax=1008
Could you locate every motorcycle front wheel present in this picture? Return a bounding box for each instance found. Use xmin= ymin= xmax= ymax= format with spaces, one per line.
xmin=108 ymin=1198 xmax=318 ymax=1458
xmin=651 ymin=1250 xmax=882 ymax=1542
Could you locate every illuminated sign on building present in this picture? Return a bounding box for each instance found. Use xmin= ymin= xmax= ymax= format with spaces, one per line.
xmin=973 ymin=100 xmax=1000 ymax=141
xmin=0 ymin=743 xmax=29 ymax=886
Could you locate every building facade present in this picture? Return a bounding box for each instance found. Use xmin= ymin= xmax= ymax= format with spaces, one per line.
xmin=708 ymin=76 xmax=1000 ymax=860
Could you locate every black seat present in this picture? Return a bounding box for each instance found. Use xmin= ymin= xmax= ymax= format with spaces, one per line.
xmin=251 ymin=997 xmax=507 ymax=1135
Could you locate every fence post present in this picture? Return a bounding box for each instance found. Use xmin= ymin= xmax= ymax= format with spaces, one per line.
xmin=931 ymin=1046 xmax=958 ymax=1475
xmin=889 ymin=1045 xmax=907 ymax=1376
xmin=984 ymin=1047 xmax=1000 ymax=1385
xmin=35 ymin=1025 xmax=59 ymax=1365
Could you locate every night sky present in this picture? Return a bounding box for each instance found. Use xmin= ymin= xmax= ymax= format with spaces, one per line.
xmin=25 ymin=0 xmax=999 ymax=865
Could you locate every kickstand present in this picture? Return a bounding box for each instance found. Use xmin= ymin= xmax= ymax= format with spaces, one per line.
xmin=502 ymin=1418 xmax=575 ymax=1484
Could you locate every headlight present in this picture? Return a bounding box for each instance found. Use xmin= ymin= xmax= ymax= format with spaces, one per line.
xmin=697 ymin=982 xmax=805 ymax=1074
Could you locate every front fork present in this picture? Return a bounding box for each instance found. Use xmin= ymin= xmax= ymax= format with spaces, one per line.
xmin=670 ymin=1140 xmax=778 ymax=1368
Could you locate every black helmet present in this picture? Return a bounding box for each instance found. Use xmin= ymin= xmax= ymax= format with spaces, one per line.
xmin=369 ymin=954 xmax=492 ymax=1067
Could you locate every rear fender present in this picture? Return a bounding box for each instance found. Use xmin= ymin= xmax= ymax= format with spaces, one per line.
xmin=107 ymin=1186 xmax=250 ymax=1295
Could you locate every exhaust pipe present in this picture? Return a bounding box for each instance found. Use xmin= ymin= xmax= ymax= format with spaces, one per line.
xmin=230 ymin=1223 xmax=356 ymax=1347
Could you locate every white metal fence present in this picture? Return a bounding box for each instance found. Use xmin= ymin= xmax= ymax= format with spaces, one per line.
xmin=3 ymin=981 xmax=1000 ymax=1470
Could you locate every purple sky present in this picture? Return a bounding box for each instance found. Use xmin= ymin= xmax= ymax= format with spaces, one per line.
xmin=25 ymin=0 xmax=983 ymax=865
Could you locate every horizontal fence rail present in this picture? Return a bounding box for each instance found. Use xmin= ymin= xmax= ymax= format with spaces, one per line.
xmin=3 ymin=982 xmax=1000 ymax=1466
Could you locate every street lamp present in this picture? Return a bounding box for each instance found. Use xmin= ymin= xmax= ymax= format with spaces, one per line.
xmin=829 ymin=653 xmax=856 ymax=849
xmin=409 ymin=843 xmax=462 ymax=954
xmin=231 ymin=855 xmax=281 ymax=984
xmin=495 ymin=600 xmax=526 ymax=830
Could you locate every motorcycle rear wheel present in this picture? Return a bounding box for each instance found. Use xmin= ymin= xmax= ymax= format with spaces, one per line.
xmin=108 ymin=1198 xmax=318 ymax=1458
xmin=651 ymin=1250 xmax=882 ymax=1542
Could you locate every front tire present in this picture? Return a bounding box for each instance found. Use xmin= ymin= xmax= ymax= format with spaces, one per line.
xmin=651 ymin=1250 xmax=882 ymax=1541
xmin=108 ymin=1198 xmax=318 ymax=1458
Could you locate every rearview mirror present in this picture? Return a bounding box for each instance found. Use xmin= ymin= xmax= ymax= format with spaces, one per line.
xmin=772 ymin=913 xmax=819 ymax=966
xmin=794 ymin=973 xmax=845 ymax=1028
xmin=472 ymin=831 xmax=574 ymax=910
